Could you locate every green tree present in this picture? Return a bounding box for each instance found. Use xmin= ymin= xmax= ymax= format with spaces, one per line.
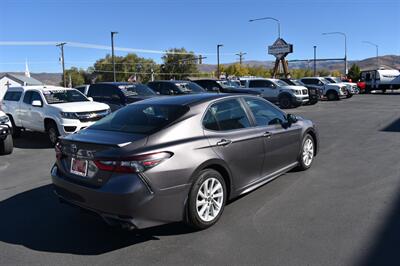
xmin=317 ymin=69 xmax=330 ymax=77
xmin=94 ymin=53 xmax=157 ymax=83
xmin=61 ymin=67 xmax=85 ymax=87
xmin=330 ymin=70 xmax=342 ymax=77
xmin=160 ymin=48 xmax=199 ymax=80
xmin=347 ymin=64 xmax=361 ymax=82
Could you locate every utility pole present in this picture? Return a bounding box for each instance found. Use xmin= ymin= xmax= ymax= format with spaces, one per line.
xmin=217 ymin=44 xmax=223 ymax=78
xmin=236 ymin=52 xmax=247 ymax=65
xmin=111 ymin=31 xmax=118 ymax=82
xmin=56 ymin=42 xmax=67 ymax=87
xmin=313 ymin=46 xmax=317 ymax=76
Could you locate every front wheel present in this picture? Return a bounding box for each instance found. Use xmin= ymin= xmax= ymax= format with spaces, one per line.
xmin=279 ymin=95 xmax=292 ymax=109
xmin=186 ymin=169 xmax=226 ymax=230
xmin=47 ymin=122 xmax=60 ymax=146
xmin=326 ymin=91 xmax=338 ymax=101
xmin=297 ymin=134 xmax=315 ymax=171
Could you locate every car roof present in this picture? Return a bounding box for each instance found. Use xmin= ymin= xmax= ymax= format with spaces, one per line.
xmin=7 ymin=85 xmax=73 ymax=91
xmin=136 ymin=93 xmax=240 ymax=106
xmin=149 ymin=80 xmax=193 ymax=84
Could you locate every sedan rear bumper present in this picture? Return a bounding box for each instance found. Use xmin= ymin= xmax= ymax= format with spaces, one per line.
xmin=51 ymin=165 xmax=190 ymax=229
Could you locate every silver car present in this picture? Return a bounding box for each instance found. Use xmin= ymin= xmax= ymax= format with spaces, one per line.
xmin=51 ymin=94 xmax=318 ymax=230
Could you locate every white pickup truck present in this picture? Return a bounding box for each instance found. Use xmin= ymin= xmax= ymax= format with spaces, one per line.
xmin=1 ymin=86 xmax=110 ymax=145
xmin=0 ymin=110 xmax=13 ymax=154
xmin=300 ymin=77 xmax=348 ymax=101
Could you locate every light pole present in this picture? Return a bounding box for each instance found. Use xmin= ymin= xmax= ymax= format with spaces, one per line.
xmin=249 ymin=17 xmax=281 ymax=39
xmin=217 ymin=44 xmax=223 ymax=78
xmin=313 ymin=46 xmax=317 ymax=76
xmin=111 ymin=31 xmax=118 ymax=82
xmin=363 ymin=41 xmax=379 ymax=68
xmin=322 ymin=31 xmax=347 ymax=76
xmin=56 ymin=42 xmax=67 ymax=87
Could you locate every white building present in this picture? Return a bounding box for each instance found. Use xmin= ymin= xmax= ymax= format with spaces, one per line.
xmin=0 ymin=73 xmax=43 ymax=100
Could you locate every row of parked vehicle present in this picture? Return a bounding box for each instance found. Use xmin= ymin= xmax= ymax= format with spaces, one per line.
xmin=0 ymin=78 xmax=322 ymax=230
xmin=0 ymin=75 xmax=356 ymax=154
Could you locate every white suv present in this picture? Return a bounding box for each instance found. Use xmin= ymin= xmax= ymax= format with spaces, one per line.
xmin=1 ymin=86 xmax=110 ymax=145
xmin=241 ymin=78 xmax=309 ymax=108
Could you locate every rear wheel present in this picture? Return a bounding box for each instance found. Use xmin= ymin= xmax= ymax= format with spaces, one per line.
xmin=186 ymin=169 xmax=226 ymax=230
xmin=8 ymin=115 xmax=21 ymax=138
xmin=46 ymin=121 xmax=59 ymax=146
xmin=0 ymin=134 xmax=13 ymax=155
xmin=297 ymin=134 xmax=315 ymax=171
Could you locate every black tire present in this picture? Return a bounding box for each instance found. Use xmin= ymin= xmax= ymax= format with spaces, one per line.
xmin=346 ymin=93 xmax=353 ymax=99
xmin=0 ymin=134 xmax=13 ymax=155
xmin=186 ymin=169 xmax=227 ymax=230
xmin=46 ymin=121 xmax=60 ymax=146
xmin=279 ymin=95 xmax=292 ymax=109
xmin=326 ymin=91 xmax=338 ymax=101
xmin=8 ymin=115 xmax=21 ymax=138
xmin=296 ymin=134 xmax=315 ymax=171
xmin=309 ymin=99 xmax=318 ymax=105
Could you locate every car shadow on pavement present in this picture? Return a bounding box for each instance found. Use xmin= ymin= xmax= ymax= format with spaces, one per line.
xmin=0 ymin=184 xmax=195 ymax=255
xmin=13 ymin=131 xmax=53 ymax=149
xmin=358 ymin=187 xmax=400 ymax=266
xmin=381 ymin=118 xmax=400 ymax=132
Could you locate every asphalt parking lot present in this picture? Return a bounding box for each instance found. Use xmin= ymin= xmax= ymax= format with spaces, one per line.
xmin=0 ymin=93 xmax=399 ymax=266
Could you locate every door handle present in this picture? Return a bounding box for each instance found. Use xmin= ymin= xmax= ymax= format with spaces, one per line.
xmin=262 ymin=132 xmax=272 ymax=138
xmin=216 ymin=139 xmax=232 ymax=146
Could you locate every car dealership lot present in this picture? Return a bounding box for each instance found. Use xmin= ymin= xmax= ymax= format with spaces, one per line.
xmin=0 ymin=94 xmax=399 ymax=266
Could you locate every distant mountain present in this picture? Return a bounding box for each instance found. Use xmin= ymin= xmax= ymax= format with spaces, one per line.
xmin=198 ymin=55 xmax=400 ymax=72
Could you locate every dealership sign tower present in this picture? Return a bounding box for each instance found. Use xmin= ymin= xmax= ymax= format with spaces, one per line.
xmin=268 ymin=38 xmax=293 ymax=78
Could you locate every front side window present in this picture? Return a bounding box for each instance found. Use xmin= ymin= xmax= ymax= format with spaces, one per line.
xmin=23 ymin=91 xmax=33 ymax=104
xmin=244 ymin=98 xmax=287 ymax=126
xmin=203 ymin=99 xmax=251 ymax=131
xmin=89 ymin=104 xmax=189 ymax=134
xmin=43 ymin=89 xmax=88 ymax=104
xmin=30 ymin=91 xmax=43 ymax=103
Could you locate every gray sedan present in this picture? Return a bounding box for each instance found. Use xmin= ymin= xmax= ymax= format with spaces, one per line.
xmin=51 ymin=94 xmax=318 ymax=230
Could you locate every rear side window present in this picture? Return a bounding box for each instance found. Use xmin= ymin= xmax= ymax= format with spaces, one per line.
xmin=89 ymin=104 xmax=189 ymax=134
xmin=3 ymin=91 xmax=22 ymax=101
xmin=203 ymin=99 xmax=251 ymax=131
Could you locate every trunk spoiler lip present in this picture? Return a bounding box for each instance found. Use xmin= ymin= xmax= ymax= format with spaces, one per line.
xmin=58 ymin=136 xmax=129 ymax=147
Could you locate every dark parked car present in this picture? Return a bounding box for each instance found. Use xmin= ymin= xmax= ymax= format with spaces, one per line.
xmin=280 ymin=78 xmax=319 ymax=105
xmin=85 ymin=82 xmax=157 ymax=112
xmin=52 ymin=94 xmax=318 ymax=230
xmin=147 ymin=80 xmax=206 ymax=95
xmin=0 ymin=124 xmax=13 ymax=155
xmin=192 ymin=79 xmax=261 ymax=96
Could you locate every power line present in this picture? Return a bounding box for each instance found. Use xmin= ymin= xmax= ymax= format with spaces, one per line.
xmin=0 ymin=41 xmax=236 ymax=56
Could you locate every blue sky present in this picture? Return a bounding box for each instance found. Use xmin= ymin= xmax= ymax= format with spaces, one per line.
xmin=0 ymin=0 xmax=399 ymax=72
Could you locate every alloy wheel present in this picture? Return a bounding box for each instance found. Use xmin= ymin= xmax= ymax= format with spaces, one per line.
xmin=196 ymin=177 xmax=224 ymax=222
xmin=302 ymin=138 xmax=314 ymax=167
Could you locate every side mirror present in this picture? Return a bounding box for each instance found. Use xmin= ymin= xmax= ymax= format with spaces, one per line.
xmin=31 ymin=100 xmax=43 ymax=107
xmin=87 ymin=97 xmax=94 ymax=101
xmin=287 ymin=114 xmax=298 ymax=125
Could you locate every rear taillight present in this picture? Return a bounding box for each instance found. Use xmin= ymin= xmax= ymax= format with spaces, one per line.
xmin=94 ymin=152 xmax=173 ymax=173
xmin=55 ymin=142 xmax=63 ymax=160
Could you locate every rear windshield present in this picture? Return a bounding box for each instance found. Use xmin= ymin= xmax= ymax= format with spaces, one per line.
xmin=175 ymin=82 xmax=205 ymax=94
xmin=43 ymin=89 xmax=88 ymax=104
xmin=89 ymin=104 xmax=189 ymax=134
xmin=118 ymin=84 xmax=156 ymax=97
